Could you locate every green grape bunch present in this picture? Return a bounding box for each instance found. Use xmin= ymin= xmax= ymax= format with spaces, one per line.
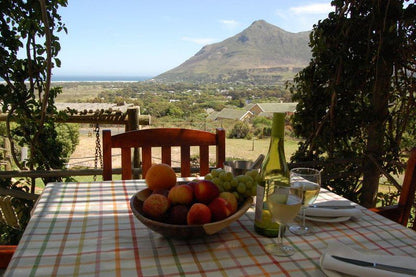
xmin=204 ymin=168 xmax=262 ymax=203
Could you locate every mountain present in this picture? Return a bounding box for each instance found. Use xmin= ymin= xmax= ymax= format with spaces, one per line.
xmin=154 ymin=20 xmax=311 ymax=84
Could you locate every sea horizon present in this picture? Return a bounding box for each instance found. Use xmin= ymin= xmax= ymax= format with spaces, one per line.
xmin=51 ymin=75 xmax=154 ymax=82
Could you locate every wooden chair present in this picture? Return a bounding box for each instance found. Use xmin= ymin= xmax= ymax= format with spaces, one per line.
xmin=102 ymin=128 xmax=226 ymax=180
xmin=370 ymin=147 xmax=416 ymax=228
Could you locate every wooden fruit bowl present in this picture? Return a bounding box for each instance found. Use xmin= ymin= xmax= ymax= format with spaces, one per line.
xmin=130 ymin=189 xmax=252 ymax=239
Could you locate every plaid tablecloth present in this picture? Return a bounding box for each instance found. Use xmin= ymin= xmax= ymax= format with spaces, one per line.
xmin=5 ymin=180 xmax=416 ymax=276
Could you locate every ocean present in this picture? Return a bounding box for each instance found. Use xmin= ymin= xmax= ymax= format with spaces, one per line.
xmin=51 ymin=75 xmax=153 ymax=82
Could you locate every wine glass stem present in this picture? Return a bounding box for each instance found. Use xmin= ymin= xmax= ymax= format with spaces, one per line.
xmin=301 ymin=207 xmax=306 ymax=227
xmin=277 ymin=224 xmax=283 ymax=245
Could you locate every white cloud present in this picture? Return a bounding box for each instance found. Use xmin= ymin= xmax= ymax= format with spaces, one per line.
xmin=182 ymin=37 xmax=217 ymax=45
xmin=274 ymin=3 xmax=334 ymax=32
xmin=219 ymin=19 xmax=240 ymax=29
xmin=290 ymin=3 xmax=333 ymax=15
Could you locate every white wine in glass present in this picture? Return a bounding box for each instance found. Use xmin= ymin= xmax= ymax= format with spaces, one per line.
xmin=265 ymin=185 xmax=303 ymax=257
xmin=289 ymin=168 xmax=321 ymax=236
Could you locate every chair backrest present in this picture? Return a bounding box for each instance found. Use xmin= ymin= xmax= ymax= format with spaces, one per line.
xmin=398 ymin=147 xmax=416 ymax=226
xmin=370 ymin=147 xmax=416 ymax=227
xmin=102 ymin=128 xmax=226 ymax=180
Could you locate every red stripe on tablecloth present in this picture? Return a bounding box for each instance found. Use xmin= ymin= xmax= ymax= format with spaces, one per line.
xmin=94 ymin=181 xmax=105 ymax=277
xmin=73 ymin=182 xmax=92 ymax=276
xmin=218 ymin=230 xmax=249 ymax=276
xmin=186 ymin=240 xmax=210 ymax=276
xmin=231 ymin=222 xmax=270 ymax=276
xmin=111 ymin=181 xmax=122 ymax=277
xmin=238 ymin=215 xmax=291 ymax=276
xmin=121 ymin=180 xmax=142 ymax=275
xmin=51 ymin=183 xmax=80 ymax=276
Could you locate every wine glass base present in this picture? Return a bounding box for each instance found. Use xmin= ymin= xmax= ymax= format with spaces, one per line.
xmin=289 ymin=224 xmax=313 ymax=235
xmin=265 ymin=243 xmax=295 ymax=257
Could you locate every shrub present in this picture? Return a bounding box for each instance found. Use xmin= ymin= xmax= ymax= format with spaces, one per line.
xmin=229 ymin=122 xmax=250 ymax=139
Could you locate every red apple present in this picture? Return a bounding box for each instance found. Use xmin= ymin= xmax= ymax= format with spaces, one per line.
xmin=208 ymin=197 xmax=233 ymax=221
xmin=187 ymin=203 xmax=212 ymax=225
xmin=168 ymin=184 xmax=194 ymax=205
xmin=142 ymin=194 xmax=170 ymax=219
xmin=219 ymin=192 xmax=238 ymax=213
xmin=194 ymin=180 xmax=220 ymax=204
xmin=187 ymin=181 xmax=198 ymax=190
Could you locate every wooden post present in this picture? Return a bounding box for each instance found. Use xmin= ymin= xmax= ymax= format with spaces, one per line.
xmin=127 ymin=107 xmax=141 ymax=179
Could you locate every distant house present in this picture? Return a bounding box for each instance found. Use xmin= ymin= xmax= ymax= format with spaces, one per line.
xmin=247 ymin=102 xmax=298 ymax=117
xmin=207 ymin=108 xmax=253 ymax=121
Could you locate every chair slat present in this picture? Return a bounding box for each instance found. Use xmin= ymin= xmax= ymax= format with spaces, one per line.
xmin=161 ymin=146 xmax=171 ymax=166
xmin=142 ymin=146 xmax=152 ymax=178
xmin=200 ymin=145 xmax=209 ymax=176
xmin=121 ymin=148 xmax=132 ymax=180
xmin=102 ymin=128 xmax=225 ymax=180
xmin=181 ymin=146 xmax=191 ymax=177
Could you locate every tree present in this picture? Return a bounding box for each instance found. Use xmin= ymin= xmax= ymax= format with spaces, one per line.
xmin=290 ymin=0 xmax=416 ymax=207
xmin=0 ymin=0 xmax=68 ymax=184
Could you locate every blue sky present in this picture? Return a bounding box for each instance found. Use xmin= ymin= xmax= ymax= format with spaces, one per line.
xmin=55 ymin=1 xmax=334 ymax=78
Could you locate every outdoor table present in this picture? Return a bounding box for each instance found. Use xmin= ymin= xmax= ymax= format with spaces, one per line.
xmin=5 ymin=179 xmax=416 ymax=276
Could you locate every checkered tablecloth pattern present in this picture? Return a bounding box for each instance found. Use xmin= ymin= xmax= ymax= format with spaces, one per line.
xmin=5 ymin=180 xmax=416 ymax=276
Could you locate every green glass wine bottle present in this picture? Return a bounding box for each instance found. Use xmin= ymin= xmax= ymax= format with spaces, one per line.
xmin=254 ymin=112 xmax=290 ymax=237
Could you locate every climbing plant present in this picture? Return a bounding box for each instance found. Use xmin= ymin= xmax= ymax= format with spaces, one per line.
xmin=290 ymin=0 xmax=416 ymax=207
xmin=0 ymin=0 xmax=68 ymax=183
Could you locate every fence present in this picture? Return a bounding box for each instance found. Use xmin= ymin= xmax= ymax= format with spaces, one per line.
xmin=0 ymin=107 xmax=150 ymax=193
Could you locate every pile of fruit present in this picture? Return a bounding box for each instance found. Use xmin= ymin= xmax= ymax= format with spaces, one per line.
xmin=140 ymin=163 xmax=260 ymax=225
xmin=204 ymin=167 xmax=260 ymax=202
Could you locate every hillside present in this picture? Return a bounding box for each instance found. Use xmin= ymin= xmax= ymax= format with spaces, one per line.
xmin=155 ymin=20 xmax=311 ymax=84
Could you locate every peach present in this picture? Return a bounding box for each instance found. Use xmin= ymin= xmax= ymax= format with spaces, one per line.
xmin=168 ymin=184 xmax=194 ymax=205
xmin=208 ymin=197 xmax=233 ymax=221
xmin=194 ymin=180 xmax=220 ymax=204
xmin=219 ymin=192 xmax=238 ymax=213
xmin=142 ymin=194 xmax=170 ymax=219
xmin=187 ymin=203 xmax=212 ymax=225
xmin=167 ymin=205 xmax=189 ymax=225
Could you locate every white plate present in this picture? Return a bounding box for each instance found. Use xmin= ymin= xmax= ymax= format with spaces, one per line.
xmin=305 ymin=215 xmax=350 ymax=223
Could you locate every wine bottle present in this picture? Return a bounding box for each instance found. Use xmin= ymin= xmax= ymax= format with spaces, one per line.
xmin=254 ymin=112 xmax=290 ymax=237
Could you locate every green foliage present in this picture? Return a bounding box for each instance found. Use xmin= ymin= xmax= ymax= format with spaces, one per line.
xmin=252 ymin=116 xmax=272 ymax=138
xmin=289 ymin=0 xmax=416 ymax=206
xmin=0 ymin=0 xmax=68 ymax=177
xmin=94 ymin=82 xmax=291 ymax=115
xmin=0 ymin=178 xmax=35 ymax=245
xmin=229 ymin=122 xmax=251 ymax=139
xmin=56 ymin=123 xmax=80 ymax=160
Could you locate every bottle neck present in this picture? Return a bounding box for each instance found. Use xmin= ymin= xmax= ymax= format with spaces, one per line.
xmin=271 ymin=113 xmax=285 ymax=138
xmin=261 ymin=113 xmax=288 ymax=179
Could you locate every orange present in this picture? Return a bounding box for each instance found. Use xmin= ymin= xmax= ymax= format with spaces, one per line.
xmin=145 ymin=163 xmax=177 ymax=191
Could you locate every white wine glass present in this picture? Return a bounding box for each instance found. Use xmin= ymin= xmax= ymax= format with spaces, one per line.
xmin=289 ymin=168 xmax=321 ymax=235
xmin=265 ymin=185 xmax=303 ymax=257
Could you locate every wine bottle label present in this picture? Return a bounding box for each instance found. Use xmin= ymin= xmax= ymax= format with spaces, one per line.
xmin=255 ymin=185 xmax=265 ymax=221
